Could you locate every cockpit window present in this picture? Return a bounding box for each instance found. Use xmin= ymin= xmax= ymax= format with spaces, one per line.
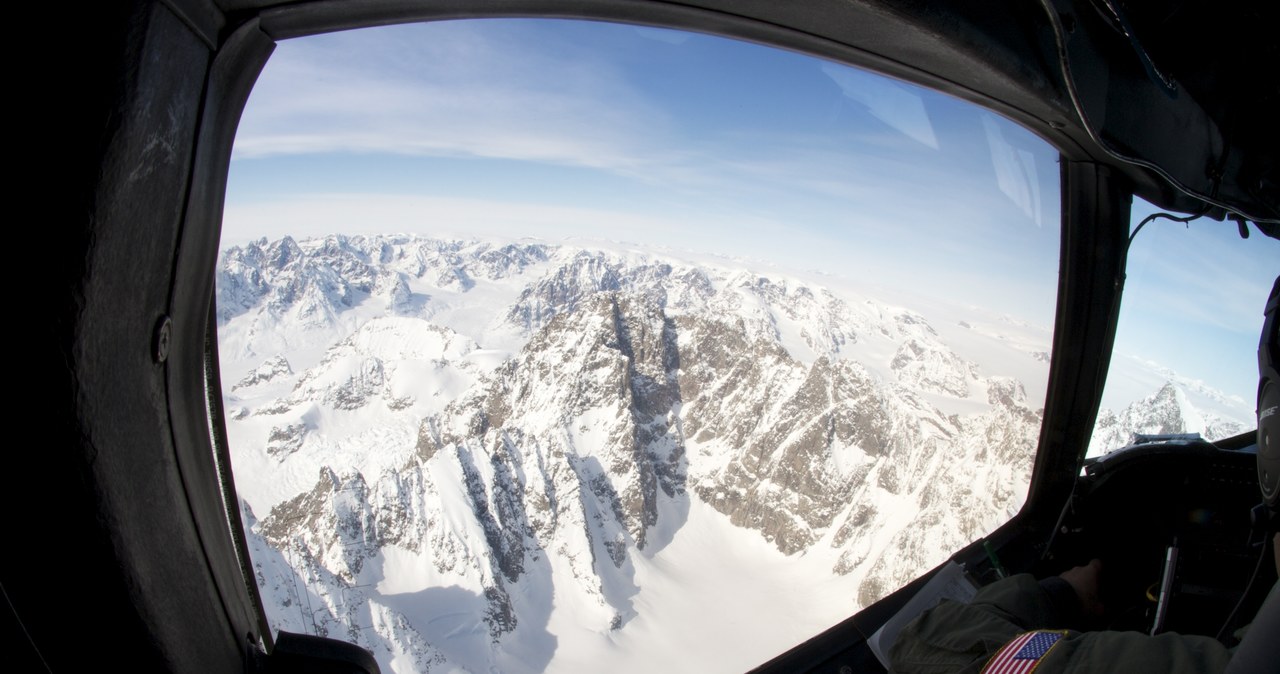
xmin=218 ymin=19 xmax=1060 ymax=672
xmin=1089 ymin=199 xmax=1279 ymax=457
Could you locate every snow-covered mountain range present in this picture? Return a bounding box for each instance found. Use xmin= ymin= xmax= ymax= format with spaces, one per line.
xmin=1088 ymin=381 xmax=1248 ymax=455
xmin=217 ymin=234 xmax=1251 ymax=673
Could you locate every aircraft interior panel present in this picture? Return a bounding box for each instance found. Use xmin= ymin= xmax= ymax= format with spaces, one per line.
xmin=1048 ymin=437 xmax=1273 ymax=640
xmin=37 ymin=0 xmax=1280 ymax=672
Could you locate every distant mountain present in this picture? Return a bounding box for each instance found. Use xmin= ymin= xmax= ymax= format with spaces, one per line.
xmin=1089 ymin=381 xmax=1249 ymax=455
xmin=217 ymin=235 xmax=548 ymax=361
xmin=217 ymin=234 xmax=1244 ymax=673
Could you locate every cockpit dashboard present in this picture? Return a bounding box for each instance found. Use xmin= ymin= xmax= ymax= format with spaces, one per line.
xmin=1044 ymin=434 xmax=1274 ymax=640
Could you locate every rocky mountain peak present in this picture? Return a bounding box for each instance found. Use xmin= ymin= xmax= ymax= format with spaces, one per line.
xmin=1089 ymin=380 xmax=1247 ymax=454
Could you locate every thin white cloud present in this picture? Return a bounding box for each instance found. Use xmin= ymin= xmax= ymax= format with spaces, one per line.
xmin=222 ymin=192 xmax=781 ymax=254
xmin=234 ymin=22 xmax=675 ymax=173
xmin=1124 ymin=216 xmax=1279 ymax=333
xmin=233 ymin=21 xmax=1045 ymax=233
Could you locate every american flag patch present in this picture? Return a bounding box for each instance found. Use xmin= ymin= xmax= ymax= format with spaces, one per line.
xmin=981 ymin=631 xmax=1066 ymax=674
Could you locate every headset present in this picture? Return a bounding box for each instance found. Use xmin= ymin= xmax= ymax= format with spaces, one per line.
xmin=1259 ymin=275 xmax=1280 ymax=511
xmin=1228 ymin=276 xmax=1280 ymax=674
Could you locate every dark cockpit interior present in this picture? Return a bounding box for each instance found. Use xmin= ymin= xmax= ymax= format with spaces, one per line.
xmin=25 ymin=1 xmax=1280 ymax=672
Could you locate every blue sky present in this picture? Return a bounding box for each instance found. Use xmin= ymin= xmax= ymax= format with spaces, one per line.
xmin=224 ymin=18 xmax=1276 ymax=405
xmin=226 ymin=20 xmax=1060 ymax=313
xmin=1110 ymin=200 xmax=1279 ymax=407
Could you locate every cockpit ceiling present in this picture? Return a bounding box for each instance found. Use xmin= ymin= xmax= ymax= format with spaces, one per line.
xmin=203 ymin=0 xmax=1278 ymax=226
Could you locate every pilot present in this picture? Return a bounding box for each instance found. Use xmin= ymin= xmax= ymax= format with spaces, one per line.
xmin=887 ymin=536 xmax=1278 ymax=673
xmin=890 ymin=274 xmax=1280 ymax=673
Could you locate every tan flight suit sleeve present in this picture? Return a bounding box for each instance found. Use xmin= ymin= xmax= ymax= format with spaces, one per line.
xmin=888 ymin=573 xmax=1233 ymax=674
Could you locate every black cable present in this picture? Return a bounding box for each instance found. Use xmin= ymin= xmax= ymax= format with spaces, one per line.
xmin=1117 ymin=207 xmax=1213 ymax=294
xmin=1126 ymin=207 xmax=1212 ymax=252
xmin=1096 ymin=0 xmax=1178 ymax=95
xmin=1215 ymin=536 xmax=1272 ymax=643
xmin=1034 ymin=0 xmax=1280 ymax=226
xmin=1041 ymin=478 xmax=1080 ymax=563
